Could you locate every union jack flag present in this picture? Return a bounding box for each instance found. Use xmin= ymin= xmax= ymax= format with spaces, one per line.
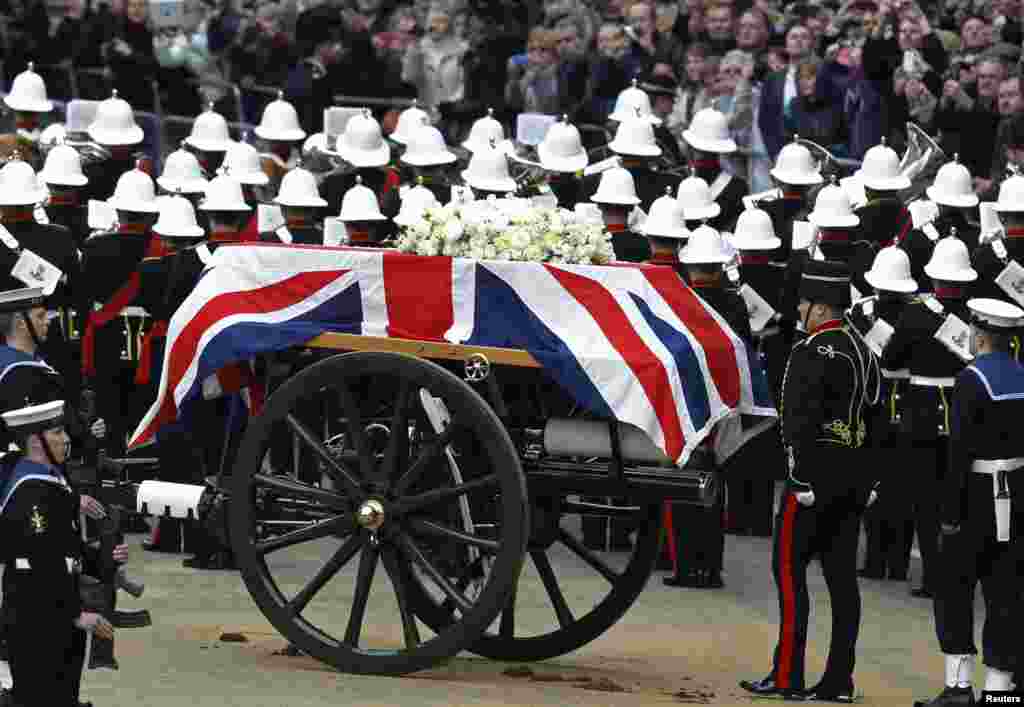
xmin=129 ymin=244 xmax=776 ymax=464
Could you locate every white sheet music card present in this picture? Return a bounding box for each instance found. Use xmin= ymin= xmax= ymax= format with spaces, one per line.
xmin=12 ymin=249 xmax=62 ymax=295
xmin=909 ymin=200 xmax=939 ymax=228
xmin=583 ymin=156 xmax=621 ymax=177
xmin=0 ymin=224 xmax=19 ymax=250
xmin=87 ymin=200 xmax=117 ymax=230
xmin=792 ymin=220 xmax=816 ymax=251
xmin=863 ymin=318 xmax=894 ymax=357
xmin=258 ymin=204 xmax=285 ymax=233
xmin=934 ymin=313 xmax=974 ymax=362
xmin=995 ymin=260 xmax=1024 ymax=308
xmin=323 ymin=216 xmax=346 ymax=246
xmin=742 ymin=188 xmax=779 ymax=210
xmin=33 ymin=204 xmax=49 ymax=225
xmin=739 ymin=283 xmax=776 ymax=332
xmin=515 ymin=113 xmax=558 ymax=146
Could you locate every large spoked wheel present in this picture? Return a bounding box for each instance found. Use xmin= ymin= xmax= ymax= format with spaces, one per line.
xmin=231 ymin=352 xmax=529 ymax=675
xmin=410 ymin=494 xmax=662 ymax=662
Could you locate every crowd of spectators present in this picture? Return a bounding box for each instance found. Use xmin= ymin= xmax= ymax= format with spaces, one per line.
xmin=2 ymin=0 xmax=1024 ymax=192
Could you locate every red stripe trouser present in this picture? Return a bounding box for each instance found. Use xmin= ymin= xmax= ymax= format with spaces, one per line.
xmin=771 ymin=486 xmax=864 ymax=692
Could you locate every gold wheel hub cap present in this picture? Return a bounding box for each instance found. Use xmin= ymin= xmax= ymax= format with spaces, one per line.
xmin=356 ymin=499 xmax=385 ymax=531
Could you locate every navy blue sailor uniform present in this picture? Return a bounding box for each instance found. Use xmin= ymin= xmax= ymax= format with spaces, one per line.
xmin=936 ymin=350 xmax=1024 ymax=675
xmin=768 ymin=312 xmax=879 ymax=694
xmin=880 ymin=289 xmax=971 ymax=595
xmin=0 ymin=458 xmax=86 ymax=707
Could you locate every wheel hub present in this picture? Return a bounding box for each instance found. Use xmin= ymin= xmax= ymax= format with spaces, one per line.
xmin=356 ymin=499 xmax=386 ymax=531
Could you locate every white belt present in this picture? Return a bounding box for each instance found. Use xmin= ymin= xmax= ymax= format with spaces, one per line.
xmin=910 ymin=375 xmax=955 ymax=388
xmin=882 ymin=368 xmax=910 ymax=380
xmin=13 ymin=557 xmax=78 ymax=572
xmin=972 ymin=458 xmax=1024 ymax=474
xmin=92 ymin=304 xmax=149 ymax=318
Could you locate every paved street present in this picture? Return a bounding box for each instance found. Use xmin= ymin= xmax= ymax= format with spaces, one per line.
xmin=55 ymin=516 xmax=960 ymax=707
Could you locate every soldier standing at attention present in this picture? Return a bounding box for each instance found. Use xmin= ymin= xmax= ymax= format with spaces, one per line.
xmin=741 ymin=260 xmax=879 ymax=702
xmin=914 ymin=299 xmax=1024 ymax=707
xmin=880 ymin=236 xmax=977 ymax=599
xmin=0 ymin=392 xmax=114 ymax=707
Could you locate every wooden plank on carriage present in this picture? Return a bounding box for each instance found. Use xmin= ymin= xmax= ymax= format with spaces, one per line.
xmin=305 ymin=332 xmax=542 ymax=368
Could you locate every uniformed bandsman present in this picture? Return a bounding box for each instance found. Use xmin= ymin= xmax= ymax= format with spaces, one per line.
xmin=852 ymin=139 xmax=913 ymax=250
xmin=322 ymin=110 xmax=395 ymax=222
xmin=603 ymin=115 xmax=677 ymax=211
xmin=183 ymin=104 xmax=233 ymax=175
xmin=808 ymin=176 xmax=870 ymax=296
xmin=221 ymin=138 xmax=272 ymax=241
xmin=536 ymin=115 xmax=588 ymax=209
xmin=83 ymin=91 xmax=148 ymax=205
xmin=391 ymin=178 xmax=441 ymax=234
xmin=461 ymin=142 xmax=521 ymax=201
xmin=682 ymin=107 xmax=748 ymax=232
xmin=0 ymin=159 xmax=82 ymax=400
xmin=0 ymin=63 xmax=53 ymax=169
xmin=79 ymin=168 xmax=163 ymax=458
xmin=850 ymin=247 xmax=918 ymax=582
xmin=393 ymin=123 xmax=459 ymax=208
xmin=639 ymin=187 xmax=689 ymax=266
xmin=741 ymin=259 xmax=879 ymax=702
xmin=590 ymin=166 xmax=650 ymax=263
xmin=914 ymin=298 xmax=1024 ymax=707
xmin=337 ymin=176 xmax=389 ymax=246
xmin=0 ymin=392 xmax=113 ymax=707
xmin=903 ymin=157 xmax=980 ymax=291
xmin=261 ymin=165 xmax=327 ymax=245
xmin=254 ymin=92 xmax=307 ymax=194
xmin=156 ymin=143 xmax=211 ymax=232
xmin=38 ymin=142 xmax=90 ymax=246
xmin=664 ymin=225 xmax=750 ymax=590
xmin=728 ymin=206 xmax=786 ymax=537
xmin=971 ymin=173 xmax=1024 ymax=304
xmin=678 ymin=175 xmax=723 ymax=234
xmin=880 ymin=236 xmax=977 ymax=599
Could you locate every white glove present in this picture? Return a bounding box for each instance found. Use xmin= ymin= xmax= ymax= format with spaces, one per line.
xmin=90 ymin=418 xmax=106 ymax=440
xmin=795 ymin=490 xmax=816 ymax=507
xmin=75 ymin=612 xmax=114 ymax=639
xmin=80 ymin=494 xmax=106 ymax=519
xmin=867 ymin=490 xmax=878 ymax=507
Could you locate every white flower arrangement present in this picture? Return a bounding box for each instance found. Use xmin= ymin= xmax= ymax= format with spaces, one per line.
xmin=394 ymin=197 xmax=616 ymax=265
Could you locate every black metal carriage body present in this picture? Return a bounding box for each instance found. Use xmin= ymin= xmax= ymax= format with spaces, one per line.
xmin=229 ymin=331 xmax=720 ymax=676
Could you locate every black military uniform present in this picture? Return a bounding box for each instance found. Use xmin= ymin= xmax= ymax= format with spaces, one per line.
xmin=903 ymin=214 xmax=978 ymax=293
xmin=847 ymin=291 xmax=915 ymax=580
xmin=583 ymin=159 xmax=677 ymax=213
xmin=260 ymin=221 xmax=325 ymax=246
xmin=854 ymin=194 xmax=913 ymax=251
xmin=0 ymin=392 xmax=87 ymax=707
xmin=741 ymin=260 xmax=879 ymax=701
xmin=971 ymin=229 xmax=1024 ymax=303
xmin=42 ymin=191 xmax=90 ymax=247
xmin=79 ymin=223 xmax=159 ymax=457
xmin=917 ymin=302 xmax=1024 ymax=706
xmin=546 ymin=173 xmax=585 ymax=210
xmin=881 ymin=285 xmax=970 ymax=597
xmin=82 ymin=151 xmax=141 ymax=205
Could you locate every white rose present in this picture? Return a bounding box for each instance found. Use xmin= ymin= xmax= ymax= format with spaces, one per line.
xmin=444 ymin=220 xmax=465 ymax=243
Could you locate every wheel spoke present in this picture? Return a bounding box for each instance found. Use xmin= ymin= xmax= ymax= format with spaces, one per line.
xmin=289 ymin=533 xmax=364 ymax=615
xmin=407 ymin=518 xmax=499 ymax=552
xmin=380 ymin=546 xmax=421 ymax=649
xmin=337 ymin=384 xmax=376 ymax=482
xmin=393 ymin=473 xmax=499 ymax=515
xmin=499 ymin=584 xmax=516 ymax=640
xmin=557 ymin=527 xmax=621 ymax=583
xmin=343 ymin=544 xmax=379 ymax=646
xmin=396 ymin=533 xmax=472 ymax=613
xmin=382 ymin=381 xmax=412 ymax=483
xmin=253 ymin=473 xmax=350 ymax=509
xmin=285 ymin=414 xmax=364 ymax=498
xmin=393 ymin=424 xmax=457 ymax=495
xmin=256 ymin=515 xmax=355 ymax=555
xmin=530 ymin=550 xmax=574 ymax=628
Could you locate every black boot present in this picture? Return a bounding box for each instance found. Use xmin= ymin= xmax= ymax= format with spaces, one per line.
xmin=913 ymin=686 xmax=975 ymax=707
xmin=739 ymin=676 xmax=807 ymax=700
